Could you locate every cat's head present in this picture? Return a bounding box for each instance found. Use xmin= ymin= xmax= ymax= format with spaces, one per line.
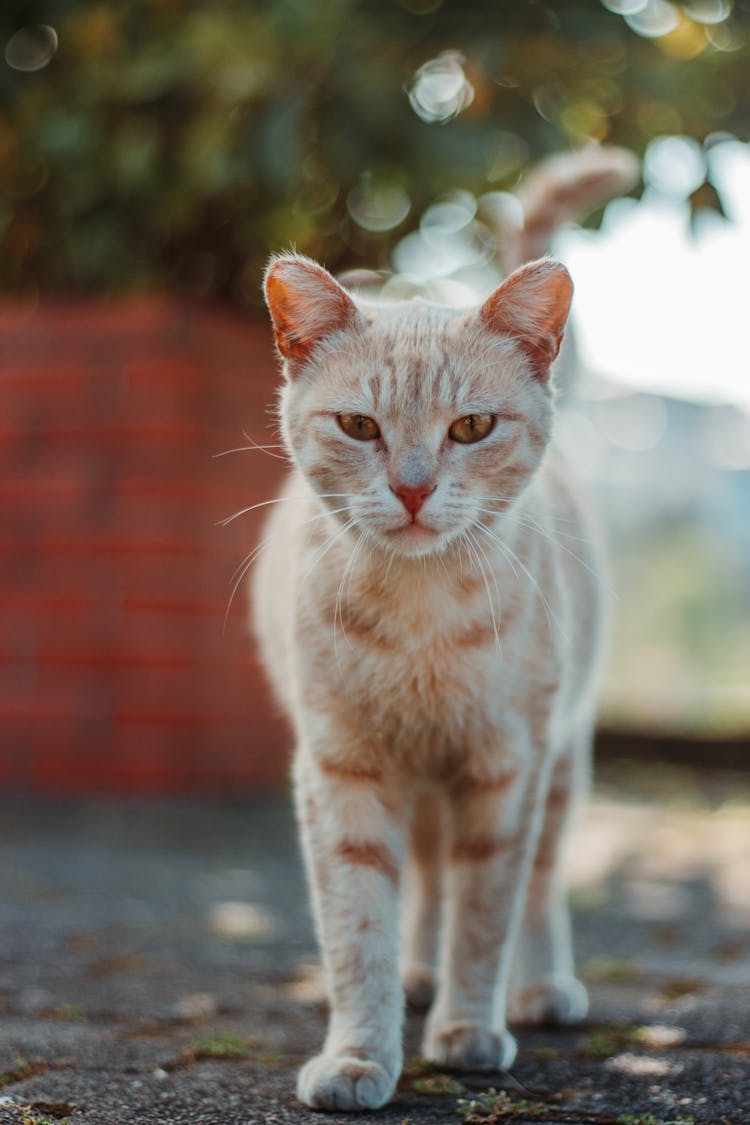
xmin=264 ymin=253 xmax=572 ymax=559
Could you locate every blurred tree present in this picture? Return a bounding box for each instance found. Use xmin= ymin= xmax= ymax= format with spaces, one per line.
xmin=1 ymin=0 xmax=748 ymax=305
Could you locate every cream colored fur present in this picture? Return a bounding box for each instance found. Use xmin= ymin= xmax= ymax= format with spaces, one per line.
xmin=251 ymin=148 xmax=633 ymax=1112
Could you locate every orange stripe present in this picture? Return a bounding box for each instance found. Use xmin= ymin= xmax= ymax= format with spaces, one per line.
xmin=320 ymin=759 xmax=383 ymax=784
xmin=452 ymin=834 xmax=519 ymax=863
xmin=335 ymin=840 xmax=399 ymax=886
xmin=452 ymin=837 xmax=503 ymax=863
xmin=457 ymin=770 xmax=518 ymax=794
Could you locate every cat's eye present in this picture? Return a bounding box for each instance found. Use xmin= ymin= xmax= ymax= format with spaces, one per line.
xmin=448 ymin=413 xmax=495 ymax=444
xmin=337 ymin=413 xmax=381 ymax=441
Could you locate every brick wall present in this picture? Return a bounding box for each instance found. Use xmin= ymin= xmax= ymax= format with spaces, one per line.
xmin=0 ymin=298 xmax=290 ymax=793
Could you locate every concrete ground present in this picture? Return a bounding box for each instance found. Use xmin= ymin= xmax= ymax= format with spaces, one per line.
xmin=0 ymin=759 xmax=749 ymax=1125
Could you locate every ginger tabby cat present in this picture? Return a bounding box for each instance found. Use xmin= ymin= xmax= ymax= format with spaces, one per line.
xmin=252 ymin=149 xmax=635 ymax=1111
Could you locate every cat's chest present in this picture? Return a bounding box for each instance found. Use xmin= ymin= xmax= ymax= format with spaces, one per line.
xmin=334 ymin=568 xmax=497 ymax=665
xmin=303 ymin=567 xmax=535 ymax=757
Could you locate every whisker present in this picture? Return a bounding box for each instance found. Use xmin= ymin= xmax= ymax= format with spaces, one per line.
xmin=217 ymin=493 xmax=350 ymax=527
xmin=300 ymin=517 xmax=357 ymax=585
xmin=473 ymin=495 xmax=583 ymax=527
xmin=333 ymin=529 xmax=366 ymax=668
xmin=477 ymin=522 xmax=567 ymax=643
xmin=213 ymin=443 xmax=288 ymax=461
xmin=223 ymin=503 xmax=359 ymax=630
xmin=505 ymin=509 xmax=596 ymax=546
xmin=383 ymin=542 xmax=398 ymax=587
xmin=462 ymin=529 xmax=502 ymax=654
xmin=224 ymin=542 xmax=265 ymax=632
xmin=213 ymin=428 xmax=288 ymax=461
xmin=475 ymin=520 xmax=518 ymax=580
xmin=475 ymin=506 xmax=610 ymax=594
xmin=517 ymin=519 xmax=603 ymax=581
xmin=227 ymin=506 xmax=356 ymax=583
xmin=468 ymin=528 xmax=504 ymax=653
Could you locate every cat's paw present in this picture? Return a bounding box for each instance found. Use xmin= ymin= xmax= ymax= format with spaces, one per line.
xmin=423 ymin=1022 xmax=517 ymax=1072
xmin=402 ymin=962 xmax=435 ymax=1009
xmin=296 ymin=1052 xmax=397 ymax=1110
xmin=509 ymin=976 xmax=589 ymax=1026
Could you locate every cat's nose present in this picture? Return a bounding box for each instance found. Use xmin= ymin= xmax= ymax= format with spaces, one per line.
xmin=390 ymin=482 xmax=436 ymax=518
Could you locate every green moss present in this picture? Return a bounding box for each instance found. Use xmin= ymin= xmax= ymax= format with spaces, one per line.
xmin=585 ymin=957 xmax=638 ymax=984
xmin=0 ymin=1058 xmax=46 ymax=1087
xmin=189 ymin=1032 xmax=252 ymax=1059
xmin=0 ymin=1105 xmax=72 ymax=1125
xmin=403 ymin=1056 xmax=437 ymax=1075
xmin=581 ymin=1024 xmax=642 ymax=1058
xmin=456 ymin=1088 xmax=551 ymax=1121
xmin=615 ymin=1116 xmax=673 ymax=1125
xmin=616 ymin=1115 xmax=696 ymax=1125
xmin=411 ymin=1072 xmax=464 ymax=1095
xmin=528 ymin=1045 xmax=560 ymax=1059
xmin=659 ymin=977 xmax=707 ymax=1003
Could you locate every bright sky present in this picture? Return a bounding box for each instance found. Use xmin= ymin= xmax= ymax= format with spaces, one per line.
xmin=557 ymin=139 xmax=750 ymax=412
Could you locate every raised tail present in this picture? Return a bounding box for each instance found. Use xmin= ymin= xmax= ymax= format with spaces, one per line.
xmin=492 ymin=146 xmax=640 ymax=274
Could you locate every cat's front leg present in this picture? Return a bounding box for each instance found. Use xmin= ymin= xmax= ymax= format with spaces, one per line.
xmin=510 ymin=743 xmax=589 ymax=1026
xmin=294 ymin=748 xmax=406 ymax=1111
xmin=423 ymin=761 xmax=547 ymax=1072
xmin=400 ymin=787 xmax=446 ymax=1008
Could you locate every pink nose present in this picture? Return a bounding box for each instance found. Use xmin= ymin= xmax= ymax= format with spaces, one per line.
xmin=390 ymin=482 xmax=436 ymax=518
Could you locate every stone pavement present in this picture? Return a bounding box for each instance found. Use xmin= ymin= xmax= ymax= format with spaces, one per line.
xmin=0 ymin=759 xmax=749 ymax=1125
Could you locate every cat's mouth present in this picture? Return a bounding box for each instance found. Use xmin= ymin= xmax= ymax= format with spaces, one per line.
xmin=386 ymin=517 xmax=438 ymax=538
xmin=380 ymin=518 xmax=444 ymax=555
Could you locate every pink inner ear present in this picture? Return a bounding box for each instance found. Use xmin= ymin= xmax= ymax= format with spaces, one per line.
xmin=478 ymin=259 xmax=573 ymax=379
xmin=264 ymin=257 xmax=357 ymax=366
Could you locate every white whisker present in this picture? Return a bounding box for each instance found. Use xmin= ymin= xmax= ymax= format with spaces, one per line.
xmin=218 ymin=493 xmax=350 ymax=527
xmin=473 ymin=495 xmax=584 ymax=528
xmin=213 ymin=430 xmax=288 ymax=461
xmin=301 ymin=517 xmax=357 ymax=585
xmin=333 ymin=529 xmax=367 ymax=669
xmin=462 ymin=529 xmax=502 ymax=654
xmin=475 ymin=520 xmax=519 ymax=580
xmin=223 ymin=503 xmax=359 ymax=629
xmin=474 ymin=504 xmax=611 ymax=595
xmin=516 ymin=518 xmax=603 ymax=581
xmin=224 ymin=542 xmax=265 ymax=632
xmin=476 ymin=521 xmax=567 ymax=643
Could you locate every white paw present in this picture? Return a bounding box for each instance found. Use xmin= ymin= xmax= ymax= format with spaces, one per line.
xmin=509 ymin=976 xmax=589 ymax=1026
xmin=423 ymin=1022 xmax=517 ymax=1072
xmin=402 ymin=962 xmax=435 ymax=1008
xmin=296 ymin=1052 xmax=397 ymax=1110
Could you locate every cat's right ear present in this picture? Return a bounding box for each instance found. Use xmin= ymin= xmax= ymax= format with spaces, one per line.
xmin=264 ymin=255 xmax=359 ymax=373
xmin=477 ymin=258 xmax=573 ymax=382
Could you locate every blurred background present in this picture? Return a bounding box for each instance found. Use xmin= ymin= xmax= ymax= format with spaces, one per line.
xmin=1 ymin=0 xmax=749 ymax=792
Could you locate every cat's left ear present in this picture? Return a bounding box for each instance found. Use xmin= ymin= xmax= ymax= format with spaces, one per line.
xmin=264 ymin=254 xmax=360 ymax=372
xmin=477 ymin=258 xmax=573 ymax=382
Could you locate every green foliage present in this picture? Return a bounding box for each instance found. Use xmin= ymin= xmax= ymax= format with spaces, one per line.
xmin=0 ymin=1057 xmax=46 ymax=1087
xmin=410 ymin=1072 xmax=464 ymax=1095
xmin=1 ymin=1 xmax=748 ymax=303
xmin=456 ymin=1087 xmax=551 ymax=1121
xmin=584 ymin=956 xmax=638 ymax=983
xmin=581 ymin=1023 xmax=642 ymax=1057
xmin=600 ymin=519 xmax=750 ymax=735
xmin=188 ymin=1031 xmax=251 ymax=1058
xmin=616 ymin=1115 xmax=695 ymax=1125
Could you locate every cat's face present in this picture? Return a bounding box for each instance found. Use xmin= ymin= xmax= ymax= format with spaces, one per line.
xmin=265 ymin=255 xmax=572 ymax=559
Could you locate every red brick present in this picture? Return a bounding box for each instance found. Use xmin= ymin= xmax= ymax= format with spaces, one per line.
xmin=0 ymin=297 xmax=289 ymax=793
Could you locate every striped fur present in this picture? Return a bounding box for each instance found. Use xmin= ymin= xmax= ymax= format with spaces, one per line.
xmin=253 ymin=248 xmax=606 ymax=1110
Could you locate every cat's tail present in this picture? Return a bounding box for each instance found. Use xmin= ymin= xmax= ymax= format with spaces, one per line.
xmin=493 ymin=146 xmax=640 ymax=274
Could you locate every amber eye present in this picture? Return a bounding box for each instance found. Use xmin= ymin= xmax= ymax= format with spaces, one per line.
xmin=448 ymin=413 xmax=495 ymax=444
xmin=337 ymin=413 xmax=380 ymax=441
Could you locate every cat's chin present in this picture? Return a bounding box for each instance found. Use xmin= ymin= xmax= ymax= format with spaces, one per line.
xmin=377 ymin=523 xmax=450 ymax=559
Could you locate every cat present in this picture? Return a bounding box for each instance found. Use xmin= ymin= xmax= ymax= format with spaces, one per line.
xmin=252 ymin=147 xmax=637 ymax=1111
